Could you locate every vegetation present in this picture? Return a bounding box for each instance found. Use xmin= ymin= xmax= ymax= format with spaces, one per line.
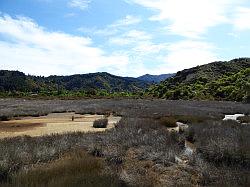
xmin=0 ymin=71 xmax=149 ymax=97
xmin=146 ymin=58 xmax=250 ymax=102
xmin=159 ymin=117 xmax=177 ymax=127
xmin=0 ymin=99 xmax=249 ymax=186
xmin=188 ymin=120 xmax=250 ymax=186
xmin=1 ymin=98 xmax=249 ymax=120
xmin=0 ymin=118 xmax=182 ymax=186
xmin=173 ymin=115 xmax=207 ymax=124
xmin=93 ymin=118 xmax=108 ymax=128
xmin=1 ymin=58 xmax=249 ymax=102
xmin=238 ymin=115 xmax=250 ymax=123
xmin=2 ymin=150 xmax=123 ymax=187
xmin=0 ymin=116 xmax=9 ymax=121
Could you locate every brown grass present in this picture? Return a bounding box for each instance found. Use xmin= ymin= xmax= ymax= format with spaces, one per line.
xmin=160 ymin=117 xmax=177 ymax=127
xmin=0 ymin=99 xmax=249 ymax=186
xmin=238 ymin=115 xmax=250 ymax=123
xmin=3 ymin=150 xmax=124 ymax=187
xmin=173 ymin=115 xmax=207 ymax=124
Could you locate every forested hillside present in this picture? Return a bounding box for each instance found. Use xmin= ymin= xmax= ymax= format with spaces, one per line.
xmin=0 ymin=71 xmax=150 ymax=96
xmin=146 ymin=58 xmax=250 ymax=102
xmin=1 ymin=58 xmax=249 ymax=101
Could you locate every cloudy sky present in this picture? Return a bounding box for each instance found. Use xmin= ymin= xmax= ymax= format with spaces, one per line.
xmin=0 ymin=0 xmax=250 ymax=77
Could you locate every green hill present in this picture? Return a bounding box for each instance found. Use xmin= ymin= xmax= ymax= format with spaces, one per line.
xmin=0 ymin=71 xmax=150 ymax=96
xmin=146 ymin=58 xmax=250 ymax=102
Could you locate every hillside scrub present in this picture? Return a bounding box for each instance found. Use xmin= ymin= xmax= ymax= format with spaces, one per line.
xmin=0 ymin=70 xmax=150 ymax=96
xmin=1 ymin=58 xmax=249 ymax=102
xmin=146 ymin=59 xmax=250 ymax=102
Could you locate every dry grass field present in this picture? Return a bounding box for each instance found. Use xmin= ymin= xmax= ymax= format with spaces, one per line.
xmin=0 ymin=98 xmax=249 ymax=186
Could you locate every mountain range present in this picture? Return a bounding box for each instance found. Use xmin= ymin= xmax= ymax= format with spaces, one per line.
xmin=0 ymin=71 xmax=150 ymax=95
xmin=0 ymin=58 xmax=249 ymax=101
xmin=137 ymin=74 xmax=175 ymax=83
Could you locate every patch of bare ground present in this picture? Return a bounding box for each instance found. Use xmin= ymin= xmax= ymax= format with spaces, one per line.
xmin=0 ymin=122 xmax=45 ymax=132
xmin=0 ymin=112 xmax=121 ymax=138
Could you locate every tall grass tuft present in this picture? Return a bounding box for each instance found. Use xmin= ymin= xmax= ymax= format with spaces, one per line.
xmin=93 ymin=118 xmax=108 ymax=128
xmin=160 ymin=117 xmax=177 ymax=127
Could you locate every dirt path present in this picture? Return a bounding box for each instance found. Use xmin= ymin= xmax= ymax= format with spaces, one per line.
xmin=0 ymin=113 xmax=121 ymax=138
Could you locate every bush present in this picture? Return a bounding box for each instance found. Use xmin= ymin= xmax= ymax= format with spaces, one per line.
xmin=160 ymin=117 xmax=177 ymax=128
xmin=238 ymin=116 xmax=250 ymax=123
xmin=93 ymin=118 xmax=108 ymax=128
xmin=191 ymin=120 xmax=250 ymax=168
xmin=0 ymin=116 xmax=9 ymax=121
xmin=174 ymin=115 xmax=207 ymax=124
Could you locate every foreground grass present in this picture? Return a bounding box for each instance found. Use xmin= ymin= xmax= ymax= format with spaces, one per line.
xmin=2 ymin=150 xmax=124 ymax=187
xmin=188 ymin=120 xmax=250 ymax=186
xmin=0 ymin=117 xmax=182 ymax=186
xmin=0 ymin=99 xmax=249 ymax=186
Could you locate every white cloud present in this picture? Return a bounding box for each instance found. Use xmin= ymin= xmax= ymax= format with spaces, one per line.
xmin=126 ymin=40 xmax=219 ymax=76
xmin=108 ymin=29 xmax=168 ymax=64
xmin=77 ymin=15 xmax=168 ymax=73
xmin=78 ymin=15 xmax=141 ymax=36
xmin=68 ymin=0 xmax=91 ymax=10
xmin=109 ymin=30 xmax=151 ymax=45
xmin=162 ymin=40 xmax=218 ymax=72
xmin=126 ymin=0 xmax=246 ymax=38
xmin=0 ymin=15 xmax=130 ymax=76
xmin=132 ymin=41 xmax=167 ymax=54
xmin=111 ymin=15 xmax=141 ymax=27
xmin=233 ymin=7 xmax=250 ymax=31
xmin=64 ymin=12 xmax=77 ymax=18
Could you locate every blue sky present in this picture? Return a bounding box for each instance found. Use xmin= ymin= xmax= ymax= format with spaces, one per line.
xmin=0 ymin=0 xmax=250 ymax=77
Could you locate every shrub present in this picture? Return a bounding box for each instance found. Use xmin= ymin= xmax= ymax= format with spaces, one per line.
xmin=238 ymin=116 xmax=250 ymax=123
xmin=93 ymin=118 xmax=108 ymax=128
xmin=191 ymin=120 xmax=250 ymax=168
xmin=0 ymin=116 xmax=9 ymax=121
xmin=174 ymin=115 xmax=207 ymax=124
xmin=160 ymin=117 xmax=177 ymax=127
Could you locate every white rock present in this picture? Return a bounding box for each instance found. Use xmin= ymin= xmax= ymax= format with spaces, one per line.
xmin=176 ymin=122 xmax=189 ymax=131
xmin=223 ymin=114 xmax=244 ymax=121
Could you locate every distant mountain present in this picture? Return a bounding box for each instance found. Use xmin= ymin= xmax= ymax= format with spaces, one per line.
xmin=146 ymin=58 xmax=250 ymax=102
xmin=137 ymin=74 xmax=175 ymax=83
xmin=0 ymin=71 xmax=150 ymax=95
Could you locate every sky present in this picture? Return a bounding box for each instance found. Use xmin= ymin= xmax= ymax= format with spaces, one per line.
xmin=0 ymin=0 xmax=250 ymax=77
